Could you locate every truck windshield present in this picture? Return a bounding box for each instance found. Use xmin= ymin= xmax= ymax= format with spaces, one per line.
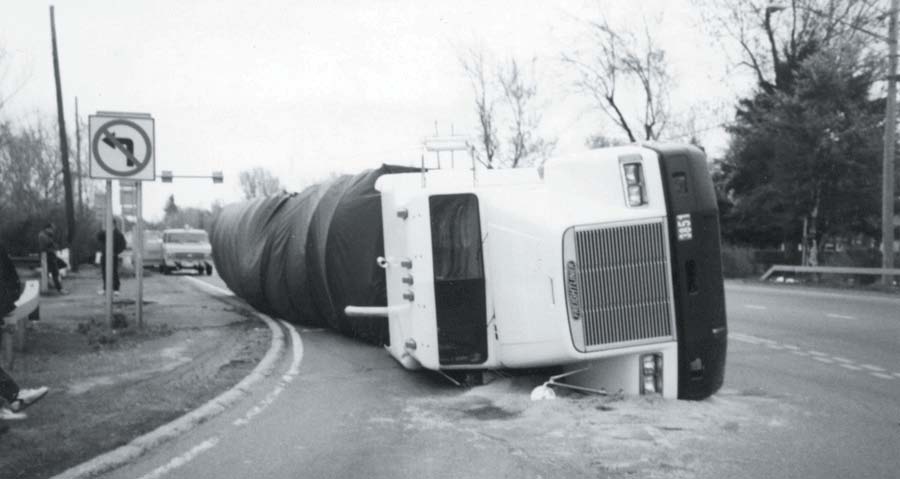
xmin=165 ymin=232 xmax=208 ymax=243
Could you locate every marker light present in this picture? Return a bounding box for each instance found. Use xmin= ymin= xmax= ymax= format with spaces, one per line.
xmin=623 ymin=163 xmax=642 ymax=184
xmin=622 ymin=163 xmax=646 ymax=206
xmin=640 ymin=353 xmax=663 ymax=395
xmin=627 ymin=185 xmax=644 ymax=206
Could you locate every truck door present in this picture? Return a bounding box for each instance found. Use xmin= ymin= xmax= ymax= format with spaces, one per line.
xmin=429 ymin=194 xmax=488 ymax=365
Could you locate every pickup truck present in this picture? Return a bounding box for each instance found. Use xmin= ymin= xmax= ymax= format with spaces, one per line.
xmin=160 ymin=228 xmax=214 ymax=275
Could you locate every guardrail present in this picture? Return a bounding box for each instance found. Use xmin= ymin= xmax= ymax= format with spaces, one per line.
xmin=760 ymin=265 xmax=900 ymax=281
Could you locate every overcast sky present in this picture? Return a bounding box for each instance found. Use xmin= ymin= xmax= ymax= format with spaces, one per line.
xmin=0 ymin=0 xmax=747 ymax=221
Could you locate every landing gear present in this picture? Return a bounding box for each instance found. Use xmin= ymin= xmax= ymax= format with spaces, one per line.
xmin=205 ymin=264 xmax=213 ymax=276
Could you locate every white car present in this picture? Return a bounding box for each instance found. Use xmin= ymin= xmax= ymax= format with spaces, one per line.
xmin=160 ymin=228 xmax=213 ymax=275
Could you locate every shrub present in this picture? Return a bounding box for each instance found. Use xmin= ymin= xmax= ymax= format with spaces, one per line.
xmin=720 ymin=244 xmax=756 ymax=278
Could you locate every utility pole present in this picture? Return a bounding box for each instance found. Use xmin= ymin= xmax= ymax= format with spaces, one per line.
xmin=75 ymin=97 xmax=83 ymax=215
xmin=50 ymin=5 xmax=76 ymax=246
xmin=883 ymin=0 xmax=898 ymax=285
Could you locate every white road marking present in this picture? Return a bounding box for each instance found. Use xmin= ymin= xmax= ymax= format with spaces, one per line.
xmin=861 ymin=364 xmax=886 ymax=372
xmin=732 ymin=330 xmax=891 ymax=384
xmin=729 ymin=334 xmax=760 ymax=344
xmin=135 ymin=437 xmax=220 ymax=479
xmin=744 ymin=304 xmax=767 ymax=310
xmin=893 ymin=372 xmax=900 ymax=379
xmin=826 ymin=313 xmax=856 ymax=320
xmin=233 ymin=385 xmax=285 ymax=426
xmin=300 ymin=328 xmax=326 ymax=333
xmin=174 ymin=278 xmax=306 ymax=474
xmin=234 ymin=321 xmax=304 ymax=427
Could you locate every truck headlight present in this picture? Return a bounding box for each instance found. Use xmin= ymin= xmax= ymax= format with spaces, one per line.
xmin=622 ymin=163 xmax=646 ymax=207
xmin=640 ymin=353 xmax=663 ymax=395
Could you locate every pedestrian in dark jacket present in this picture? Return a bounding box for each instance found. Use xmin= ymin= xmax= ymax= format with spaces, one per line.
xmin=0 ymin=243 xmax=49 ymax=424
xmin=37 ymin=223 xmax=67 ymax=294
xmin=0 ymin=244 xmax=22 ymax=318
xmin=97 ymin=220 xmax=127 ymax=294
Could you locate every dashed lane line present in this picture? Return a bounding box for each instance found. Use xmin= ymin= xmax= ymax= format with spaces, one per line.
xmin=134 ymin=437 xmax=220 ymax=479
xmin=826 ymin=313 xmax=857 ymax=320
xmin=730 ymin=332 xmax=893 ymax=383
xmin=860 ymin=364 xmax=886 ymax=372
xmin=744 ymin=304 xmax=768 ymax=310
xmin=234 ymin=320 xmax=303 ymax=427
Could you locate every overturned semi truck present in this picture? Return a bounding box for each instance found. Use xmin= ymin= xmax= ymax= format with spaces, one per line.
xmin=211 ymin=143 xmax=727 ymax=400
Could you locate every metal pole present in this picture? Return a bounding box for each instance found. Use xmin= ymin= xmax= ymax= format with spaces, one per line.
xmin=105 ymin=180 xmax=113 ymax=326
xmin=451 ymin=124 xmax=455 ymax=168
xmin=434 ymin=121 xmax=441 ymax=169
xmin=75 ymin=97 xmax=82 ymax=215
xmin=50 ymin=6 xmax=76 ymax=246
xmin=136 ymin=182 xmax=144 ymax=327
xmin=883 ymin=0 xmax=898 ymax=285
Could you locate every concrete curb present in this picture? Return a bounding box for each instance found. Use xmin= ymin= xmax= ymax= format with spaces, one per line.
xmin=50 ymin=277 xmax=287 ymax=479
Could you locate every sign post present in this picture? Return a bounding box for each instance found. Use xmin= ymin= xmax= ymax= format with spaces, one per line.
xmin=89 ymin=112 xmax=155 ymax=328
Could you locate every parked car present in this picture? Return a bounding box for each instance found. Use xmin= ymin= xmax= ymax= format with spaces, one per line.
xmin=142 ymin=230 xmax=164 ymax=268
xmin=160 ymin=228 xmax=213 ymax=275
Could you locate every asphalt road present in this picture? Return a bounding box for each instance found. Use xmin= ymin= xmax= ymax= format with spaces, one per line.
xmin=94 ymin=277 xmax=898 ymax=479
xmin=709 ymin=282 xmax=899 ymax=479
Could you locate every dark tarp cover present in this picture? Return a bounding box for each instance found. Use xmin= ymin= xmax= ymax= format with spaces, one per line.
xmin=210 ymin=165 xmax=418 ymax=343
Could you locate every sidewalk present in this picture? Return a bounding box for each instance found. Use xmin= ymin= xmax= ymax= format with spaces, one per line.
xmin=0 ymin=266 xmax=270 ymax=479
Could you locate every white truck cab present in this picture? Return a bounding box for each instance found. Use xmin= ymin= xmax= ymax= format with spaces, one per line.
xmin=160 ymin=228 xmax=214 ymax=276
xmin=370 ymin=143 xmax=726 ymax=399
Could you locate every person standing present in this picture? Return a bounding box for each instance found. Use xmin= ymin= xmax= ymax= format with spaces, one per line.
xmin=37 ymin=223 xmax=67 ymax=295
xmin=1 ymin=243 xmax=49 ymax=424
xmin=96 ymin=220 xmax=127 ymax=295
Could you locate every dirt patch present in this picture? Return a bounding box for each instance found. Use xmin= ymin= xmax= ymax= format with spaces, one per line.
xmin=0 ymin=270 xmax=270 ymax=479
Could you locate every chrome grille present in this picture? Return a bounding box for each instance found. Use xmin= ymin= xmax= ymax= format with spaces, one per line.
xmin=571 ymin=220 xmax=674 ymax=349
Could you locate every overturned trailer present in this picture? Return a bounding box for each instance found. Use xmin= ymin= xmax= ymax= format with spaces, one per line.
xmin=211 ymin=143 xmax=727 ymax=400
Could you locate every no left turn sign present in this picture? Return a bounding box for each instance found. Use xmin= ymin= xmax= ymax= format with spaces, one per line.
xmin=89 ymin=112 xmax=155 ymax=181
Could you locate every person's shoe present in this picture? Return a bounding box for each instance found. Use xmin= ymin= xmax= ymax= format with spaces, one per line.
xmin=58 ymin=289 xmax=69 ymax=295
xmin=0 ymin=407 xmax=27 ymax=420
xmin=97 ymin=289 xmax=105 ymax=296
xmin=11 ymin=387 xmax=49 ymax=412
xmin=113 ymin=290 xmax=120 ymax=296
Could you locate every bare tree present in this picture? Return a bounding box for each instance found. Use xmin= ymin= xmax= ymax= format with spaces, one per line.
xmin=497 ymin=57 xmax=556 ymax=167
xmin=694 ymin=0 xmax=882 ymax=94
xmin=239 ymin=167 xmax=283 ymax=199
xmin=459 ymin=47 xmax=499 ymax=168
xmin=563 ymin=18 xmax=671 ymax=142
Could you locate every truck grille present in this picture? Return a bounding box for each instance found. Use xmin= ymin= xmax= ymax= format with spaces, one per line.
xmin=569 ymin=220 xmax=675 ymax=350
